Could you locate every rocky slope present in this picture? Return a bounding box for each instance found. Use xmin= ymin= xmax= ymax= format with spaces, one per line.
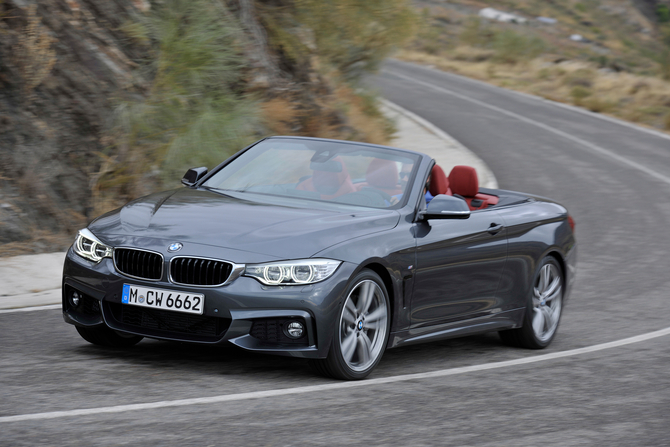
xmin=0 ymin=0 xmax=414 ymax=254
xmin=0 ymin=0 xmax=152 ymax=252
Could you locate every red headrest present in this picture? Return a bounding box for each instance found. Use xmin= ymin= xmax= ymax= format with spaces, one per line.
xmin=366 ymin=158 xmax=398 ymax=189
xmin=429 ymin=165 xmax=449 ymax=196
xmin=449 ymin=165 xmax=479 ymax=197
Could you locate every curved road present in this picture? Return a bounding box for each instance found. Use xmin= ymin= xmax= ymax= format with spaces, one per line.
xmin=2 ymin=60 xmax=670 ymax=446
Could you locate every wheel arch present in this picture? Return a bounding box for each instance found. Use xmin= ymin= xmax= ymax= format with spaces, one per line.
xmin=546 ymin=250 xmax=566 ymax=278
xmin=358 ymin=261 xmax=396 ymax=325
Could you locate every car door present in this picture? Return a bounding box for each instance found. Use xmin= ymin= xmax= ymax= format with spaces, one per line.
xmin=410 ymin=209 xmax=508 ymax=328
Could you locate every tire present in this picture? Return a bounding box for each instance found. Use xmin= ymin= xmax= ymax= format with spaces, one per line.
xmin=76 ymin=325 xmax=144 ymax=348
xmin=310 ymin=269 xmax=391 ymax=380
xmin=499 ymin=256 xmax=563 ymax=349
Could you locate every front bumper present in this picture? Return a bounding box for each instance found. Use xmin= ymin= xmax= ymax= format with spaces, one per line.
xmin=62 ymin=248 xmax=355 ymax=359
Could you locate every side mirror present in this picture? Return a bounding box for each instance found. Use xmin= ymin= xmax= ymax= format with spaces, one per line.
xmin=421 ymin=194 xmax=470 ymax=220
xmin=181 ymin=167 xmax=208 ymax=187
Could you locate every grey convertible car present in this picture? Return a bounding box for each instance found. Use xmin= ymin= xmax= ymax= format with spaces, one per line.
xmin=63 ymin=136 xmax=576 ymax=380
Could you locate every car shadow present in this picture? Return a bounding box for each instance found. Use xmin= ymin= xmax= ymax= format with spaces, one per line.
xmin=70 ymin=331 xmax=519 ymax=381
xmin=72 ymin=338 xmax=317 ymax=380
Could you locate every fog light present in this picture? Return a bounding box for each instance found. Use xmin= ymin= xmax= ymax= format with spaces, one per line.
xmin=69 ymin=291 xmax=81 ymax=308
xmin=284 ymin=321 xmax=304 ymax=339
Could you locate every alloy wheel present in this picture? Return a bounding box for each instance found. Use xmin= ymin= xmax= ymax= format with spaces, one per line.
xmin=338 ymin=279 xmax=388 ymax=372
xmin=531 ymin=263 xmax=562 ymax=343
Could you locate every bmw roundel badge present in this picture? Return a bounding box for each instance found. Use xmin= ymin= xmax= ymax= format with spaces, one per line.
xmin=168 ymin=242 xmax=183 ymax=252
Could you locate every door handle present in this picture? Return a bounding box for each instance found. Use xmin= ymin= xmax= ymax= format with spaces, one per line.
xmin=488 ymin=223 xmax=504 ymax=235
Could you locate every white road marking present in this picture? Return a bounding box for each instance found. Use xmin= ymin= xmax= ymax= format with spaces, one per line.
xmin=0 ymin=304 xmax=61 ymax=314
xmin=4 ymin=66 xmax=667 ymax=424
xmin=390 ymin=71 xmax=670 ymax=187
xmin=2 ymin=325 xmax=669 ymax=423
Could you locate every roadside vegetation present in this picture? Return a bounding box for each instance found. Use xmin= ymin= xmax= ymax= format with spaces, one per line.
xmin=402 ymin=0 xmax=670 ymax=132
xmin=0 ymin=0 xmax=416 ymax=254
xmin=94 ymin=0 xmax=417 ymax=215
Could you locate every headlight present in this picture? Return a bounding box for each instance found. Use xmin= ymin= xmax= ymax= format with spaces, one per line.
xmin=73 ymin=229 xmax=113 ymax=263
xmin=244 ymin=259 xmax=341 ymax=286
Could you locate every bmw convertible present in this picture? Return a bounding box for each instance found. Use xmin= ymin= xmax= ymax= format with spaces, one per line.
xmin=63 ymin=136 xmax=576 ymax=380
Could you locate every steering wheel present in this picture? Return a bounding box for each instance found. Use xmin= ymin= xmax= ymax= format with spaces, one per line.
xmin=359 ymin=187 xmax=394 ymax=204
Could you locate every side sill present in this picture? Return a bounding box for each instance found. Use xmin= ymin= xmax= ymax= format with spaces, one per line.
xmin=387 ymin=308 xmax=525 ymax=349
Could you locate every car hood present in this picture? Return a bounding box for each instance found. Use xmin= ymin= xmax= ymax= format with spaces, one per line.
xmin=88 ymin=188 xmax=400 ymax=261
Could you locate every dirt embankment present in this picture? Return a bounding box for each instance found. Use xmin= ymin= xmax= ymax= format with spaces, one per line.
xmin=0 ymin=0 xmax=414 ymax=255
xmin=0 ymin=0 xmax=150 ymax=253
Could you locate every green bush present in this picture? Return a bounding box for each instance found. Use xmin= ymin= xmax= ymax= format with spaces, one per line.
xmin=459 ymin=18 xmax=494 ymax=47
xmin=114 ymin=0 xmax=256 ymax=186
xmin=457 ymin=20 xmax=545 ymax=64
xmin=415 ymin=9 xmax=444 ymax=55
xmin=260 ymin=0 xmax=417 ymax=81
xmin=661 ymin=49 xmax=670 ymax=80
xmin=298 ymin=0 xmax=417 ymax=78
xmin=492 ymin=30 xmax=545 ymax=64
xmin=564 ymin=68 xmax=595 ymax=87
xmin=570 ymin=85 xmax=592 ymax=103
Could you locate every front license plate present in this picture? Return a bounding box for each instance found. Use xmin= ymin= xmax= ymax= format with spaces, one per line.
xmin=122 ymin=284 xmax=204 ymax=315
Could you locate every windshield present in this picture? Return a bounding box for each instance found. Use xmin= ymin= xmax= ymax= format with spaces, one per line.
xmin=202 ymin=138 xmax=422 ymax=209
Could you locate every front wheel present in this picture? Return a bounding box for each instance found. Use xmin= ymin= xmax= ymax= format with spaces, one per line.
xmin=76 ymin=325 xmax=144 ymax=348
xmin=499 ymin=256 xmax=563 ymax=349
xmin=310 ymin=270 xmax=390 ymax=380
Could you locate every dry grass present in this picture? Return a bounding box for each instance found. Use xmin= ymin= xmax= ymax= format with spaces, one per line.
xmin=260 ymin=83 xmax=394 ymax=145
xmin=0 ymin=230 xmax=74 ymax=257
xmin=398 ymin=49 xmax=670 ymax=132
xmin=402 ymin=0 xmax=670 ymax=132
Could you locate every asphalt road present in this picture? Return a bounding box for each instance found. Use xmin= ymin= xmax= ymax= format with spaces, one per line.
xmin=3 ymin=59 xmax=670 ymax=446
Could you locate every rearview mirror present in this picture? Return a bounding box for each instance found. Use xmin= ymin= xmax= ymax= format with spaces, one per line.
xmin=421 ymin=194 xmax=470 ymax=220
xmin=182 ymin=167 xmax=208 ymax=187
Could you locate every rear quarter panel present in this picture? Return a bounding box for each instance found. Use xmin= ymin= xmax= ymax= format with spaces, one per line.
xmin=494 ymin=199 xmax=576 ymax=310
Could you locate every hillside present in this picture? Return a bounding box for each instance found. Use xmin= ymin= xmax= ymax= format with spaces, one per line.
xmin=401 ymin=0 xmax=670 ymax=131
xmin=0 ymin=0 xmax=415 ymax=254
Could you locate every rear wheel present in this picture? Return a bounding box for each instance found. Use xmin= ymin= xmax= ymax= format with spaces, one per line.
xmin=499 ymin=256 xmax=563 ymax=349
xmin=310 ymin=270 xmax=390 ymax=380
xmin=76 ymin=325 xmax=144 ymax=348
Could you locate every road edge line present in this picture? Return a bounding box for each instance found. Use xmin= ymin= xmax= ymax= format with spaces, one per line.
xmin=388 ymin=70 xmax=670 ymax=186
xmin=391 ymin=59 xmax=670 ymax=142
xmin=0 ymin=304 xmax=61 ymax=314
xmin=2 ymin=325 xmax=669 ymax=423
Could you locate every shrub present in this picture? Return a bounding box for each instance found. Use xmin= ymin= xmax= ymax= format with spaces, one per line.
xmin=264 ymin=0 xmax=418 ymax=81
xmin=661 ymin=50 xmax=670 ymax=81
xmin=105 ymin=0 xmax=256 ymax=197
xmin=570 ymin=85 xmax=592 ymax=104
xmin=564 ymin=68 xmax=595 ymax=87
xmin=118 ymin=20 xmax=150 ymax=46
xmin=492 ymin=31 xmax=545 ymax=64
xmin=582 ymin=97 xmax=616 ymax=113
xmin=459 ymin=18 xmax=494 ymax=47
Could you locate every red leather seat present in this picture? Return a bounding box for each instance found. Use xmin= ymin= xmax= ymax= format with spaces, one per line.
xmin=360 ymin=158 xmax=402 ymax=195
xmin=429 ymin=165 xmax=451 ymax=196
xmin=448 ymin=165 xmax=499 ymax=210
